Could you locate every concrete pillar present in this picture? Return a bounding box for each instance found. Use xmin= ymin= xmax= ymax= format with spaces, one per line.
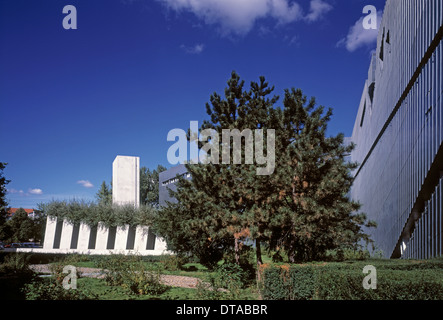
xmin=77 ymin=223 xmax=91 ymax=251
xmin=95 ymin=222 xmax=109 ymax=251
xmin=59 ymin=219 xmax=74 ymax=250
xmin=43 ymin=216 xmax=57 ymax=249
xmin=154 ymin=236 xmax=168 ymax=252
xmin=114 ymin=225 xmax=129 ymax=250
xmin=112 ymin=155 xmax=140 ymax=207
xmin=134 ymin=225 xmax=148 ymax=252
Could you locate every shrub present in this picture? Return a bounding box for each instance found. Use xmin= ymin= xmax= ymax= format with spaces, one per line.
xmin=160 ymin=255 xmax=187 ymax=271
xmin=122 ymin=262 xmax=167 ymax=295
xmin=94 ymin=254 xmax=138 ymax=286
xmin=195 ymin=262 xmax=249 ymax=300
xmin=260 ymin=260 xmax=443 ymax=300
xmin=23 ymin=277 xmax=96 ymax=300
xmin=0 ymin=253 xmax=33 ymax=275
xmin=195 ymin=275 xmax=225 ymax=300
xmin=94 ymin=254 xmax=167 ymax=295
xmin=0 ymin=253 xmax=37 ymax=300
xmin=325 ymin=248 xmax=370 ymax=262
xmin=261 ymin=264 xmax=315 ymax=300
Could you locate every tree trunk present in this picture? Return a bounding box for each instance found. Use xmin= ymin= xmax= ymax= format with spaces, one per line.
xmin=255 ymin=239 xmax=263 ymax=281
xmin=234 ymin=236 xmax=240 ymax=265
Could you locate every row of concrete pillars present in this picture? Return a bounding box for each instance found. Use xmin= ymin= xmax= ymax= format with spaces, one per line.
xmin=42 ymin=216 xmax=167 ymax=255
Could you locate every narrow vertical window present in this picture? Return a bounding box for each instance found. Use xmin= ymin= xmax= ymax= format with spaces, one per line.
xmin=360 ymin=102 xmax=367 ymax=127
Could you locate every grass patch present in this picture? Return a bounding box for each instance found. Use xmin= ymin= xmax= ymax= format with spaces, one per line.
xmin=76 ymin=277 xmax=199 ymax=300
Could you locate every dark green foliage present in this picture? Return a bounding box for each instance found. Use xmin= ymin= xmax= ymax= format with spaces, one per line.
xmin=0 ymin=253 xmax=33 ymax=275
xmin=96 ymin=181 xmax=112 ymax=206
xmin=160 ymin=254 xmax=188 ymax=271
xmin=23 ymin=277 xmax=97 ymax=300
xmin=156 ymin=71 xmax=375 ymax=268
xmin=261 ymin=265 xmax=315 ymax=300
xmin=43 ymin=200 xmax=157 ymax=229
xmin=6 ymin=208 xmax=35 ymax=243
xmin=260 ymin=259 xmax=443 ymax=300
xmin=0 ymin=253 xmax=38 ymax=300
xmin=0 ymin=252 xmax=95 ymax=300
xmin=94 ymin=254 xmax=167 ymax=295
xmin=216 ymin=261 xmax=247 ymax=289
xmin=140 ymin=165 xmax=166 ymax=206
xmin=0 ymin=162 xmax=10 ymax=240
xmin=196 ymin=261 xmax=250 ymax=300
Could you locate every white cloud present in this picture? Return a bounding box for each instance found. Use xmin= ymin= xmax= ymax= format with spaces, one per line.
xmin=304 ymin=0 xmax=333 ymax=22
xmin=8 ymin=188 xmax=44 ymax=196
xmin=180 ymin=43 xmax=205 ymax=54
xmin=28 ymin=188 xmax=43 ymax=195
xmin=7 ymin=188 xmax=24 ymax=195
xmin=157 ymin=0 xmax=332 ymax=36
xmin=77 ymin=180 xmax=94 ymax=188
xmin=337 ymin=11 xmax=383 ymax=52
xmin=269 ymin=0 xmax=303 ymax=25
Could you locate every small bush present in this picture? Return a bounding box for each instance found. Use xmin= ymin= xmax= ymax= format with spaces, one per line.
xmin=94 ymin=254 xmax=167 ymax=295
xmin=23 ymin=277 xmax=96 ymax=300
xmin=195 ymin=276 xmax=226 ymax=300
xmin=0 ymin=253 xmax=33 ymax=275
xmin=94 ymin=254 xmax=139 ymax=286
xmin=160 ymin=255 xmax=187 ymax=271
xmin=122 ymin=262 xmax=167 ymax=295
xmin=195 ymin=262 xmax=250 ymax=300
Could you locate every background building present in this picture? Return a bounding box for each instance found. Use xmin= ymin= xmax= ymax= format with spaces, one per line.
xmin=159 ymin=164 xmax=190 ymax=207
xmin=350 ymin=1 xmax=443 ymax=258
xmin=7 ymin=208 xmax=38 ymax=220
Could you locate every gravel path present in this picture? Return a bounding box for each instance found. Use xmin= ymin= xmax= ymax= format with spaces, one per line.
xmin=29 ymin=264 xmax=203 ymax=289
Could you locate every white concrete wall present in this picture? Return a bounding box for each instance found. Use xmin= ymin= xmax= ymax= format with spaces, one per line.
xmin=38 ymin=155 xmax=170 ymax=256
xmin=16 ymin=248 xmax=170 ymax=255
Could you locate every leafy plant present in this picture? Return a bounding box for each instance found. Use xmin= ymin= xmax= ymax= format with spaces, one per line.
xmin=23 ymin=277 xmax=96 ymax=300
xmin=94 ymin=254 xmax=167 ymax=295
xmin=122 ymin=262 xmax=167 ymax=295
xmin=160 ymin=254 xmax=188 ymax=271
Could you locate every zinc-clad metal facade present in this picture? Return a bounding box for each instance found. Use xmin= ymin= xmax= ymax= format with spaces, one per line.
xmin=350 ymin=0 xmax=443 ymax=259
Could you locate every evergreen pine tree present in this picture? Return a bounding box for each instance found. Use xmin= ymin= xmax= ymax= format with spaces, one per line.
xmin=156 ymin=72 xmax=375 ymax=268
xmin=96 ymin=181 xmax=112 ymax=206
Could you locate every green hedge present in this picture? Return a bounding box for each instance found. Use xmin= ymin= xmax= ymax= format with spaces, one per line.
xmin=43 ymin=200 xmax=157 ymax=228
xmin=260 ymin=259 xmax=443 ymax=300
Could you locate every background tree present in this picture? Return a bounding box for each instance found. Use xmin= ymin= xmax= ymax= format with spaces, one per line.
xmin=140 ymin=165 xmax=166 ymax=207
xmin=0 ymin=162 xmax=11 ymax=241
xmin=156 ymin=72 xmax=375 ymax=270
xmin=96 ymin=181 xmax=112 ymax=206
xmin=6 ymin=208 xmax=34 ymax=243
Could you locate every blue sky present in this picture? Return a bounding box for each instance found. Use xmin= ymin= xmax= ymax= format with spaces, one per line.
xmin=1 ymin=0 xmax=386 ymax=208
